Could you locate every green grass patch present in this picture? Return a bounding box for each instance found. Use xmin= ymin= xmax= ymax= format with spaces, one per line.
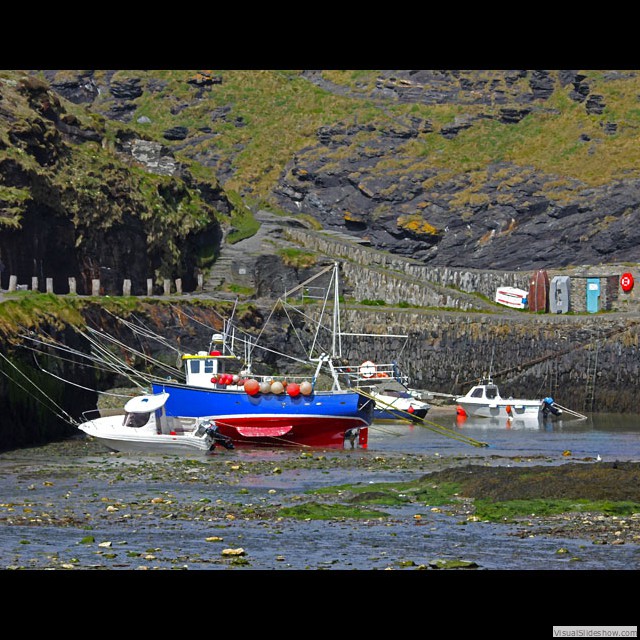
xmin=310 ymin=480 xmax=462 ymax=507
xmin=474 ymin=498 xmax=640 ymax=522
xmin=277 ymin=501 xmax=387 ymax=519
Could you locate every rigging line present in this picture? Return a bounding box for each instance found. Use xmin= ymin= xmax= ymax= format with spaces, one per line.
xmin=18 ymin=333 xmax=140 ymax=382
xmin=279 ymin=302 xmax=327 ymax=360
xmin=31 ymin=353 xmax=142 ymax=398
xmin=0 ymin=350 xmax=78 ymax=426
xmin=89 ymin=333 xmax=181 ymax=378
xmin=79 ymin=331 xmax=153 ymax=387
xmin=354 ymin=387 xmax=487 ymax=447
xmin=83 ymin=327 xmax=181 ymax=377
xmin=19 ymin=342 xmax=129 ymax=377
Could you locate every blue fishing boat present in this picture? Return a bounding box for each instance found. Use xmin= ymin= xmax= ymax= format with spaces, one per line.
xmin=151 ymin=263 xmax=374 ymax=448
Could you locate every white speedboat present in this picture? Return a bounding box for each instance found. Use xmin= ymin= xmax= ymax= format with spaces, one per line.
xmin=455 ymin=377 xmax=561 ymax=421
xmin=369 ymin=384 xmax=430 ymax=423
xmin=77 ymin=392 xmax=235 ymax=454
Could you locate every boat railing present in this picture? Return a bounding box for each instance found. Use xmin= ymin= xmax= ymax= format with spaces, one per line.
xmin=333 ymin=362 xmax=410 ymax=386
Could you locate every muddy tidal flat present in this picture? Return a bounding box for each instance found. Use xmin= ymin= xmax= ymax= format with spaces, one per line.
xmin=1 ymin=408 xmax=640 ymax=573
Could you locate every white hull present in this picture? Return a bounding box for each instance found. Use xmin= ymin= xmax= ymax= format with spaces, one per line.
xmin=77 ymin=394 xmax=220 ymax=455
xmin=495 ymin=287 xmax=528 ymax=309
xmin=78 ymin=419 xmax=214 ymax=454
xmin=456 ymin=400 xmax=542 ymax=420
xmin=455 ymin=379 xmax=557 ymax=422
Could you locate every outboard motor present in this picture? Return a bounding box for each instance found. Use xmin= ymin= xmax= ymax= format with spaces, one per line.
xmin=344 ymin=428 xmax=360 ymax=449
xmin=202 ymin=421 xmax=235 ymax=450
xmin=542 ymin=397 xmax=563 ymax=417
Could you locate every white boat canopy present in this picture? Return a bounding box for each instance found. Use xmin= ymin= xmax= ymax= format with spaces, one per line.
xmin=124 ymin=393 xmax=170 ymax=414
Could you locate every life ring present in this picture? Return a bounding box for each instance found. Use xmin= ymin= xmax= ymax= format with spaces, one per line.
xmin=359 ymin=360 xmax=376 ymax=378
xmin=620 ymin=272 xmax=634 ymax=293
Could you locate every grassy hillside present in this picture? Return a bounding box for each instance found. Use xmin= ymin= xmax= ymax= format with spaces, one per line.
xmin=38 ymin=69 xmax=640 ymax=201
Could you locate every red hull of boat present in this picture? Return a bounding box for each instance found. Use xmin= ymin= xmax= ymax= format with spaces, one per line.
xmin=212 ymin=415 xmax=369 ymax=448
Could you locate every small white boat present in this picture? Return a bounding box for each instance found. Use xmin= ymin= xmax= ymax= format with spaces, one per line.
xmin=338 ymin=361 xmax=430 ymax=423
xmin=369 ymin=384 xmax=430 ymax=423
xmin=455 ymin=377 xmax=561 ymax=421
xmin=77 ymin=392 xmax=235 ymax=454
xmin=495 ymin=286 xmax=528 ymax=309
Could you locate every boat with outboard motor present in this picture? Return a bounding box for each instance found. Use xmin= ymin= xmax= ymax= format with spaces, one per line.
xmin=151 ymin=349 xmax=373 ymax=448
xmin=149 ymin=262 xmax=376 ymax=448
xmin=455 ymin=376 xmax=563 ymax=421
xmin=76 ymin=392 xmax=236 ymax=454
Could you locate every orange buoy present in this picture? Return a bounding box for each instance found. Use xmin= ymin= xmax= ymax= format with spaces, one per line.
xmin=300 ymin=380 xmax=313 ymax=396
xmin=505 ymin=405 xmax=512 ymax=415
xmin=456 ymin=406 xmax=467 ymax=417
xmin=287 ymin=382 xmax=300 ymax=397
xmin=244 ymin=379 xmax=259 ymax=395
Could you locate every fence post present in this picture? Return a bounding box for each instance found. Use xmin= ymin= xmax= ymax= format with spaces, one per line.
xmin=68 ymin=277 xmax=76 ymax=294
xmin=8 ymin=275 xmax=17 ymax=292
xmin=46 ymin=278 xmax=53 ymax=293
xmin=123 ymin=279 xmax=131 ymax=296
xmin=175 ymin=278 xmax=182 ymax=295
xmin=198 ymin=273 xmax=204 ymax=291
xmin=163 ymin=279 xmax=171 ymax=296
xmin=147 ymin=278 xmax=153 ymax=296
xmin=31 ymin=277 xmax=38 ymax=292
xmin=92 ymin=279 xmax=100 ymax=296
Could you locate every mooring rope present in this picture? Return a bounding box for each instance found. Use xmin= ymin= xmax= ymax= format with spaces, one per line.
xmin=355 ymin=387 xmax=488 ymax=448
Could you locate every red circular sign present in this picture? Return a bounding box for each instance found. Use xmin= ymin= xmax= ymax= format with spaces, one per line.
xmin=620 ymin=272 xmax=634 ymax=292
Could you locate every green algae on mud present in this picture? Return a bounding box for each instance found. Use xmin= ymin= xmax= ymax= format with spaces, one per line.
xmin=308 ymin=461 xmax=640 ymax=524
xmin=277 ymin=502 xmax=388 ymax=520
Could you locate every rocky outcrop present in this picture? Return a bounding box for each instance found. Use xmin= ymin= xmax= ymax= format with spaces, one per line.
xmin=0 ymin=72 xmax=228 ymax=295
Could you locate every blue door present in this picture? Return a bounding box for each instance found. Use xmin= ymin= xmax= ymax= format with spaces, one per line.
xmin=586 ymin=278 xmax=600 ymax=313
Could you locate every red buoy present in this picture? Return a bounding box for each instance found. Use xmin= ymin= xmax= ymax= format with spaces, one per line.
xmin=244 ymin=379 xmax=260 ymax=395
xmin=287 ymin=382 xmax=300 ymax=397
xmin=621 ymin=272 xmax=634 ymax=293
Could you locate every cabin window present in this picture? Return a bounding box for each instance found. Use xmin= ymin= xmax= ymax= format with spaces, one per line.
xmin=471 ymin=388 xmax=484 ymax=398
xmin=124 ymin=412 xmax=150 ymax=428
xmin=204 ymin=359 xmax=215 ymax=374
xmin=190 ymin=361 xmax=200 ymax=374
xmin=486 ymin=387 xmax=498 ymax=399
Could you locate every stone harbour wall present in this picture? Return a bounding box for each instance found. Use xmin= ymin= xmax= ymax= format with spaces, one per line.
xmin=332 ymin=307 xmax=640 ymax=414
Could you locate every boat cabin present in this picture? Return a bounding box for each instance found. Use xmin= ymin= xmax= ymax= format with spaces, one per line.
xmin=466 ymin=382 xmax=500 ymax=400
xmin=182 ymin=345 xmax=246 ymax=390
xmin=122 ymin=392 xmax=168 ymax=431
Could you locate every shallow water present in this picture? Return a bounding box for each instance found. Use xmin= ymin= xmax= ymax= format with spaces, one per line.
xmin=370 ymin=412 xmax=640 ymax=462
xmin=0 ymin=412 xmax=639 ymax=571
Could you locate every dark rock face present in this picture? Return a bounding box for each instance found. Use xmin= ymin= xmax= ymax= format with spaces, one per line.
xmin=0 ymin=72 xmax=228 ymax=294
xmin=272 ymin=71 xmax=640 ymax=271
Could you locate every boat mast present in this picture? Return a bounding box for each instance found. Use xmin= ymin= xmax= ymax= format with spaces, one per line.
xmin=332 ymin=262 xmax=341 ymax=360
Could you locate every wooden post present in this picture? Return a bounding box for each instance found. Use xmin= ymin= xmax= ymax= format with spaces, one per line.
xmin=123 ymin=279 xmax=131 ymax=296
xmin=163 ymin=279 xmax=171 ymax=296
xmin=198 ymin=273 xmax=204 ymax=291
xmin=68 ymin=277 xmax=76 ymax=294
xmin=92 ymin=279 xmax=100 ymax=296
xmin=175 ymin=278 xmax=182 ymax=295
xmin=147 ymin=278 xmax=153 ymax=296
xmin=8 ymin=275 xmax=17 ymax=292
xmin=31 ymin=277 xmax=38 ymax=292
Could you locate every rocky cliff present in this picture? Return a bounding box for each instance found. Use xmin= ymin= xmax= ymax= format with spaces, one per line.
xmin=12 ymin=69 xmax=640 ymax=287
xmin=0 ymin=72 xmax=231 ymax=295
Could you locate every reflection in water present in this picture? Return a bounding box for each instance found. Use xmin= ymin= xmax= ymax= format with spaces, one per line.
xmin=368 ymin=411 xmax=640 ymax=462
